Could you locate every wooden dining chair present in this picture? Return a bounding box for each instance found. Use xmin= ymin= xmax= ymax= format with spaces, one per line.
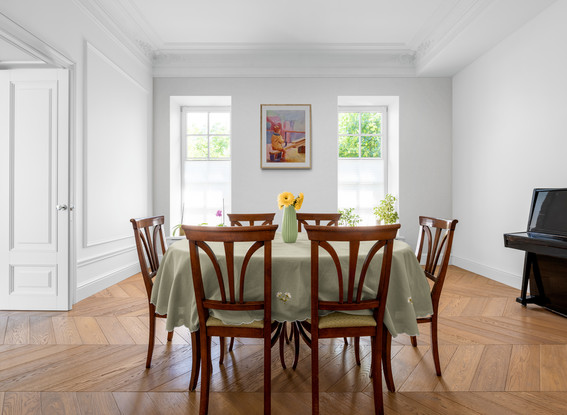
xmin=295 ymin=224 xmax=400 ymax=415
xmin=228 ymin=212 xmax=275 ymax=226
xmin=226 ymin=212 xmax=289 ymax=368
xmin=131 ymin=216 xmax=200 ymax=389
xmin=294 ymin=213 xmax=345 ymax=345
xmin=185 ymin=224 xmax=281 ymax=415
xmin=296 ymin=212 xmax=341 ymax=232
xmin=382 ymin=216 xmax=458 ymax=393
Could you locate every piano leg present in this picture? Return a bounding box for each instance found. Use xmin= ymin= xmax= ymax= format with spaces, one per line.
xmin=517 ymin=252 xmax=540 ymax=305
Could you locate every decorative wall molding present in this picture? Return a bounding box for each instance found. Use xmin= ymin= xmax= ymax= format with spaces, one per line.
xmin=0 ymin=12 xmax=74 ymax=68
xmin=83 ymin=41 xmax=149 ymax=248
xmin=77 ymin=244 xmax=136 ymax=268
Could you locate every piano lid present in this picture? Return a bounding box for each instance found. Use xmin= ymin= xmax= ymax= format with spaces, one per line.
xmin=527 ymin=188 xmax=567 ymax=237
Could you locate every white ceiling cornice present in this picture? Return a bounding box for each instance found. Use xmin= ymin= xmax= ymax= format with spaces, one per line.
xmin=152 ymin=48 xmax=417 ymax=78
xmin=72 ymin=0 xmax=154 ymax=64
xmin=412 ymin=0 xmax=493 ymax=72
xmin=71 ymin=0 xmax=557 ymax=77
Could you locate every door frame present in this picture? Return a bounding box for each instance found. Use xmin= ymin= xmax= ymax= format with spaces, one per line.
xmin=1 ymin=12 xmax=77 ymax=306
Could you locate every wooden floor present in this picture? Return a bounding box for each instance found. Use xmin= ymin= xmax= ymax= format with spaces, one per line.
xmin=1 ymin=266 xmax=567 ymax=414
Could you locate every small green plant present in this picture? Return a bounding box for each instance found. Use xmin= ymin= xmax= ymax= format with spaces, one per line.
xmin=338 ymin=208 xmax=362 ymax=227
xmin=172 ymin=224 xmax=184 ymax=236
xmin=373 ymin=194 xmax=399 ymax=224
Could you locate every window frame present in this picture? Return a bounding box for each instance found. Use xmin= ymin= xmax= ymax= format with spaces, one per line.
xmin=337 ymin=106 xmax=389 ymax=224
xmin=181 ymin=106 xmax=231 ymax=161
xmin=337 ymin=106 xmax=387 ymax=161
xmin=180 ymin=106 xmax=232 ymax=224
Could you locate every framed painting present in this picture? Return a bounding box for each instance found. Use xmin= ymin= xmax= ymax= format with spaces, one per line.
xmin=261 ymin=104 xmax=312 ymax=169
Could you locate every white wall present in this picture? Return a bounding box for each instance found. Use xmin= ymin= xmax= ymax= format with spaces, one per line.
xmin=154 ymin=77 xmax=452 ymax=250
xmin=452 ymin=0 xmax=567 ymax=288
xmin=1 ymin=1 xmax=153 ymax=301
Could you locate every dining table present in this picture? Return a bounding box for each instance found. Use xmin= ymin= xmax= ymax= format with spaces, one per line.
xmin=151 ymin=232 xmax=433 ymax=338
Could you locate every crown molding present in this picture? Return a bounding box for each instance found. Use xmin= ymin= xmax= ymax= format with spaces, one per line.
xmin=72 ymin=0 xmax=154 ymax=65
xmin=152 ymin=48 xmax=417 ymax=78
xmin=412 ymin=0 xmax=493 ymax=71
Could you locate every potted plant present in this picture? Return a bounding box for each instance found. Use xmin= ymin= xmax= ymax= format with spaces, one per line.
xmin=373 ymin=194 xmax=399 ymax=224
xmin=338 ymin=208 xmax=362 ymax=227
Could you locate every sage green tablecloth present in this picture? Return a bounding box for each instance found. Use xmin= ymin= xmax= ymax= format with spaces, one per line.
xmin=151 ymin=233 xmax=433 ymax=337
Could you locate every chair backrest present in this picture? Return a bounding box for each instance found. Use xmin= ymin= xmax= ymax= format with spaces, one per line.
xmin=415 ymin=216 xmax=458 ymax=309
xmin=130 ymin=216 xmax=167 ymax=300
xmin=227 ymin=213 xmax=275 ymax=227
xmin=297 ymin=213 xmax=342 ymax=232
xmin=304 ymin=224 xmax=400 ymax=328
xmin=184 ymin=225 xmax=278 ymax=330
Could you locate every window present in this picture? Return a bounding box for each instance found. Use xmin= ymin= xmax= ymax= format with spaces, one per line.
xmin=182 ymin=107 xmax=231 ymax=225
xmin=338 ymin=107 xmax=387 ymax=225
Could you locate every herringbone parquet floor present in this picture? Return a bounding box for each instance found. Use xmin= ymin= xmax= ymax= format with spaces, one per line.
xmin=1 ymin=266 xmax=567 ymax=414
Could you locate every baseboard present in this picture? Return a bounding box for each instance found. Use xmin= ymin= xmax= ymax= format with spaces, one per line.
xmin=451 ymin=255 xmax=522 ymax=290
xmin=75 ymin=262 xmax=140 ymax=302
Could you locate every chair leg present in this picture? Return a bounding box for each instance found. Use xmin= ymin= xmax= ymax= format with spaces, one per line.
xmin=199 ymin=334 xmax=211 ymax=415
xmin=343 ymin=337 xmax=348 ymax=345
xmin=382 ymin=327 xmax=395 ymax=392
xmin=431 ymin=316 xmax=441 ymax=376
xmin=354 ymin=337 xmax=361 ymax=365
xmin=312 ymin=334 xmax=319 ymax=415
xmin=219 ymin=336 xmax=225 ymax=365
xmin=167 ymin=331 xmax=174 ymax=342
xmin=146 ymin=308 xmax=156 ymax=368
xmin=229 ymin=337 xmax=235 ymax=352
xmin=288 ymin=322 xmax=294 ymax=342
xmin=189 ymin=330 xmax=201 ymax=391
xmin=279 ymin=323 xmax=287 ymax=369
xmin=371 ymin=335 xmax=385 ymax=415
xmin=264 ymin=330 xmax=272 ymax=414
xmin=410 ymin=335 xmax=417 ymax=347
xmin=292 ymin=322 xmax=300 ymax=370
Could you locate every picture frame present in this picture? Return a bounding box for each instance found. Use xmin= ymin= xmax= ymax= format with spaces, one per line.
xmin=260 ymin=104 xmax=312 ymax=169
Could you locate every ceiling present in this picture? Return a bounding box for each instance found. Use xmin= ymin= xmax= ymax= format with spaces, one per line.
xmin=1 ymin=0 xmax=558 ymax=76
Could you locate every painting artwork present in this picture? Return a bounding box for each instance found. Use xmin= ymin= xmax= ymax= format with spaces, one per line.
xmin=261 ymin=104 xmax=311 ymax=169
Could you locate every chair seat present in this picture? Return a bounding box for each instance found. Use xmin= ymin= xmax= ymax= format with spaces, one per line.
xmin=206 ymin=316 xmax=264 ymax=329
xmin=315 ymin=312 xmax=377 ymax=329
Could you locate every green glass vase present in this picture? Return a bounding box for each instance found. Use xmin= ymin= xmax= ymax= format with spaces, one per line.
xmin=282 ymin=206 xmax=298 ymax=243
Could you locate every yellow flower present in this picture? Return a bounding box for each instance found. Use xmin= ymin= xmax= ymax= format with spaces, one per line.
xmin=278 ymin=192 xmax=295 ymax=209
xmin=294 ymin=192 xmax=304 ymax=210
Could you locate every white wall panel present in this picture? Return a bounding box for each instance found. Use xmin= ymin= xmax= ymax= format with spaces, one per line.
xmin=84 ymin=42 xmax=149 ymax=247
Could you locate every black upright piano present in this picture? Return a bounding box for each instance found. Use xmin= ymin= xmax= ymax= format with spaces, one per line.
xmin=504 ymin=188 xmax=567 ymax=316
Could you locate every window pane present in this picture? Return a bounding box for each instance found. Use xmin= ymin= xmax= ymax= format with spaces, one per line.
xmin=361 ymin=136 xmax=381 ymax=158
xmin=187 ymin=136 xmax=208 ymax=158
xmin=187 ymin=113 xmax=207 ymax=134
xmin=338 ymin=113 xmax=360 ymax=135
xmin=210 ymin=136 xmax=230 ymax=158
xmin=210 ymin=112 xmax=230 ymax=134
xmin=338 ymin=158 xmax=385 ymax=225
xmin=361 ymin=112 xmax=381 ymax=135
xmin=338 ymin=136 xmax=359 ymax=158
xmin=184 ymin=160 xmax=231 ymax=225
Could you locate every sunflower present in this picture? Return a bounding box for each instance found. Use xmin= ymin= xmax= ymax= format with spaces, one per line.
xmin=278 ymin=192 xmax=295 ymax=209
xmin=294 ymin=192 xmax=304 ymax=210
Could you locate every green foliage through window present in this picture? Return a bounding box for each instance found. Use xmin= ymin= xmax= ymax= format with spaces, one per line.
xmin=338 ymin=111 xmax=382 ymax=158
xmin=186 ymin=111 xmax=230 ymax=159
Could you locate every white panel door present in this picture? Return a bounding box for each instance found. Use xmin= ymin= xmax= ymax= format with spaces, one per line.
xmin=0 ymin=69 xmax=70 ymax=310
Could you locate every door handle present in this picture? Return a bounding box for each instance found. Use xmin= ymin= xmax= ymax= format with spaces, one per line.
xmin=56 ymin=204 xmax=68 ymax=211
